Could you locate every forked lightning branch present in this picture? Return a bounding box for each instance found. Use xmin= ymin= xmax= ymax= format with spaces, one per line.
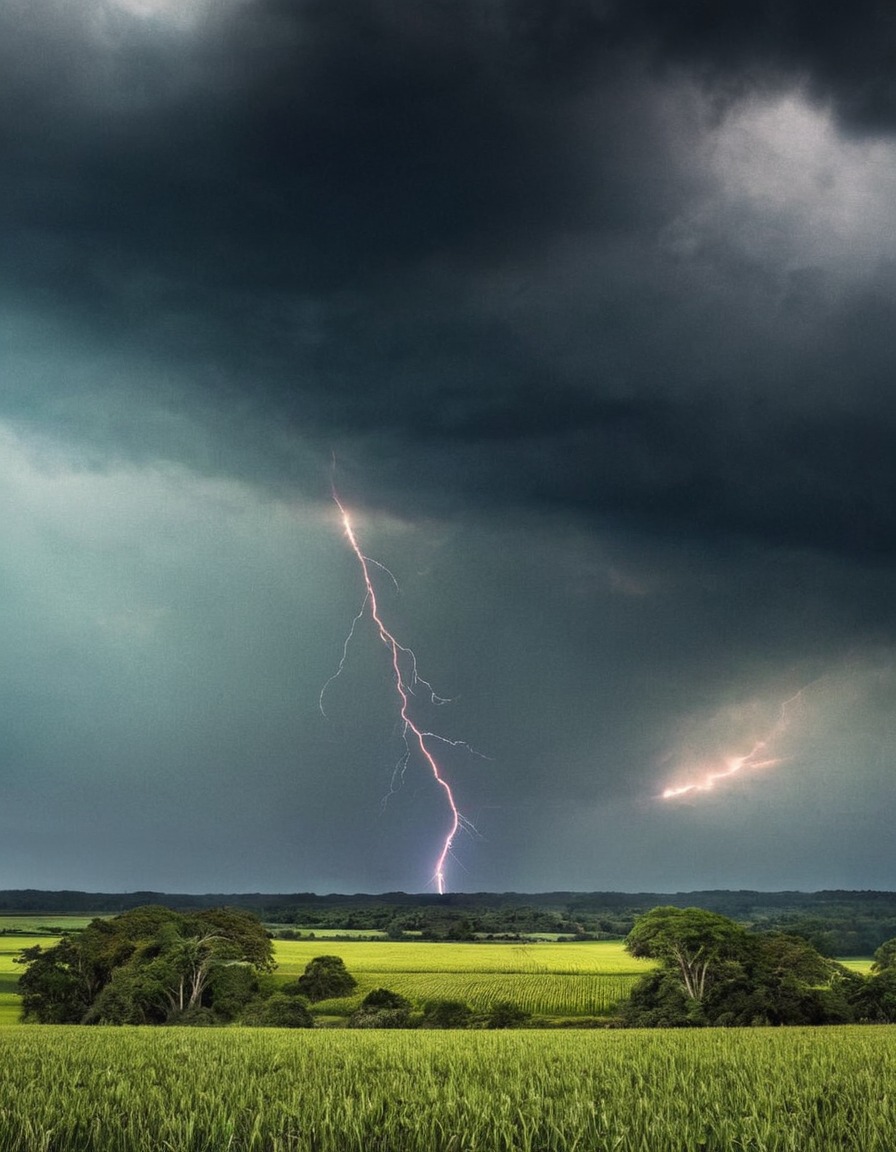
xmin=320 ymin=490 xmax=476 ymax=893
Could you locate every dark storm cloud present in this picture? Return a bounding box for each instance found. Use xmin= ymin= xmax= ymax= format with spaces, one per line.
xmin=3 ymin=0 xmax=620 ymax=293
xmin=609 ymin=0 xmax=896 ymax=132
xmin=3 ymin=0 xmax=896 ymax=891
xmin=4 ymin=0 xmax=896 ymax=564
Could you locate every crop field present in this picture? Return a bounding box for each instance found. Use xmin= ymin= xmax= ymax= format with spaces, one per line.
xmin=0 ymin=936 xmax=48 ymax=1027
xmin=272 ymin=939 xmax=652 ymax=1018
xmin=1 ymin=1024 xmax=895 ymax=1151
xmin=272 ymin=938 xmax=650 ymax=974
xmin=326 ymin=971 xmax=641 ymax=1018
xmin=0 ymin=915 xmax=97 ymax=934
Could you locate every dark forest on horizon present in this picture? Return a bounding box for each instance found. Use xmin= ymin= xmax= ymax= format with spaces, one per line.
xmin=4 ymin=889 xmax=896 ymax=955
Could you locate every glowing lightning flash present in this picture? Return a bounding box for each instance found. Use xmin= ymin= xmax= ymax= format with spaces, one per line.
xmin=661 ymin=689 xmax=807 ymax=800
xmin=322 ymin=493 xmax=469 ymax=894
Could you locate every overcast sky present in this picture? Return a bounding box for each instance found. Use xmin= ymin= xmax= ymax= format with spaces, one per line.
xmin=3 ymin=0 xmax=896 ymax=894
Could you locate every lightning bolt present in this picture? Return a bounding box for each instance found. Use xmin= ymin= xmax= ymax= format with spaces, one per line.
xmin=661 ymin=688 xmax=806 ymax=800
xmin=321 ymin=490 xmax=471 ymax=894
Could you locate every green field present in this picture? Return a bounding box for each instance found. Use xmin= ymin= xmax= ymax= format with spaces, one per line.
xmin=0 ymin=1024 xmax=894 ymax=1151
xmin=272 ymin=939 xmax=650 ymax=1018
xmin=0 ymin=915 xmax=97 ymax=934
xmin=1 ymin=923 xmax=892 ymax=1149
xmin=838 ymin=957 xmax=874 ymax=974
xmin=272 ymin=938 xmax=650 ymax=974
xmin=0 ymin=936 xmax=49 ymax=1026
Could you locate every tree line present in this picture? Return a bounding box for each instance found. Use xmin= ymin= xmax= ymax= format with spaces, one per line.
xmin=6 ymin=889 xmax=896 ymax=952
xmin=622 ymin=906 xmax=896 ymax=1026
xmin=15 ymin=904 xmax=896 ymax=1028
xmin=14 ymin=908 xmax=533 ymax=1029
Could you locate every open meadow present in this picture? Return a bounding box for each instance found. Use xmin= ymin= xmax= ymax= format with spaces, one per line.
xmin=272 ymin=938 xmax=652 ymax=1020
xmin=1 ymin=1024 xmax=895 ymax=1151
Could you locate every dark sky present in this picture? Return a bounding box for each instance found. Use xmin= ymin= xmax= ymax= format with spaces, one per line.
xmin=3 ymin=0 xmax=896 ymax=894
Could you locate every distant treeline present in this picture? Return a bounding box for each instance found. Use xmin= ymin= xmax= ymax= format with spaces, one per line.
xmin=3 ymin=889 xmax=896 ymax=954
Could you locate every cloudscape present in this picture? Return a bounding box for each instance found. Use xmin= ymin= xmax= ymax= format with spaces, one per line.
xmin=2 ymin=0 xmax=895 ymax=894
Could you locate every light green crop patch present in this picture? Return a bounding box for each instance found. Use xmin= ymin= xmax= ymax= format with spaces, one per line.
xmin=838 ymin=957 xmax=874 ymax=974
xmin=272 ymin=937 xmax=655 ymax=976
xmin=0 ymin=916 xmax=97 ymax=934
xmin=0 ymin=994 xmax=21 ymax=1025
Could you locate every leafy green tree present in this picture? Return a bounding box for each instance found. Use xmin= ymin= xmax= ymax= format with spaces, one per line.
xmin=82 ymin=960 xmax=172 ymax=1025
xmin=205 ymin=963 xmax=261 ymax=1021
xmin=845 ymin=968 xmax=896 ymax=1023
xmin=623 ymin=909 xmax=852 ymax=1027
xmin=294 ymin=955 xmax=357 ymax=1002
xmin=837 ymin=944 xmax=896 ymax=1023
xmin=16 ymin=906 xmax=274 ymax=1025
xmin=622 ymin=969 xmax=702 ymax=1027
xmin=731 ymin=933 xmax=844 ymax=1026
xmin=625 ymin=907 xmax=748 ymax=1001
xmin=190 ymin=908 xmax=275 ymax=972
xmin=151 ymin=930 xmax=243 ymax=1016
xmin=16 ymin=938 xmax=92 ymax=1024
xmin=872 ymin=937 xmax=896 ymax=973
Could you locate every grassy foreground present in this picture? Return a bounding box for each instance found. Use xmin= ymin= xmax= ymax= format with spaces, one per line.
xmin=1 ymin=1025 xmax=895 ymax=1151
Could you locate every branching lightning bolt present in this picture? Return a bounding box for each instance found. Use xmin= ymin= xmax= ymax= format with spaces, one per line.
xmin=661 ymin=688 xmax=807 ymax=800
xmin=321 ymin=490 xmax=474 ymax=894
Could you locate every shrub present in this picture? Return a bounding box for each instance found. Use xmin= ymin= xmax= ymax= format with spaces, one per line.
xmin=249 ymin=993 xmax=315 ymax=1028
xmin=294 ymin=956 xmax=357 ymax=1002
xmin=421 ymin=999 xmax=472 ymax=1029
xmin=484 ymin=1001 xmax=531 ymax=1029
xmin=349 ymin=988 xmax=412 ymax=1028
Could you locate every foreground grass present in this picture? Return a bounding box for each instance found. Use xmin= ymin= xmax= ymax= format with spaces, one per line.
xmin=1 ymin=1025 xmax=894 ymax=1151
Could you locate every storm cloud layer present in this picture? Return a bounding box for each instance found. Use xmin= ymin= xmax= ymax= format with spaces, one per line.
xmin=2 ymin=0 xmax=895 ymax=892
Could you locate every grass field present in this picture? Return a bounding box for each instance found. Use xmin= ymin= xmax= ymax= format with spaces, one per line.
xmin=0 ymin=1024 xmax=894 ymax=1151
xmin=0 ymin=936 xmax=49 ymax=1026
xmin=0 ymin=915 xmax=97 ymax=934
xmin=272 ymin=939 xmax=652 ymax=1018
xmin=838 ymin=957 xmax=874 ymax=974
xmin=271 ymin=938 xmax=650 ymax=974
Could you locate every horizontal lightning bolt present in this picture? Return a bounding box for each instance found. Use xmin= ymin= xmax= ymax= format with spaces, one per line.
xmin=661 ymin=688 xmax=806 ymax=800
